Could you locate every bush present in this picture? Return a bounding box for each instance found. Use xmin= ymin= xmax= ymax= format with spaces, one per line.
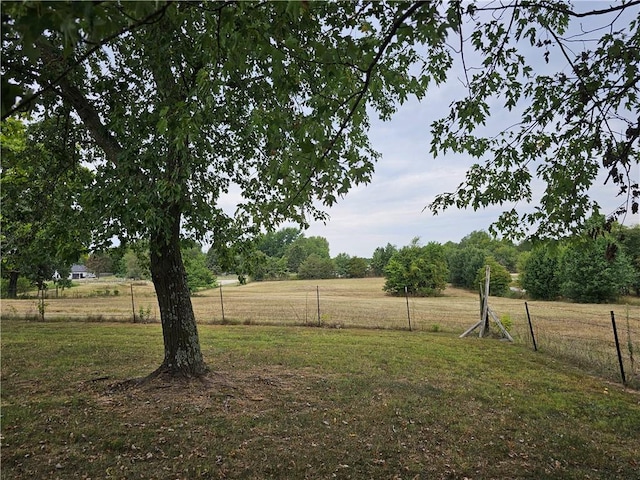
xmin=521 ymin=245 xmax=561 ymax=300
xmin=474 ymin=257 xmax=512 ymax=297
xmin=383 ymin=240 xmax=448 ymax=297
xmin=447 ymin=246 xmax=486 ymax=289
xmin=297 ymin=255 xmax=335 ymax=280
xmin=559 ymin=238 xmax=635 ymax=303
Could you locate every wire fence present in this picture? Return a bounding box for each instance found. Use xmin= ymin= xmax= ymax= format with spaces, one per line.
xmin=2 ymin=279 xmax=639 ymax=388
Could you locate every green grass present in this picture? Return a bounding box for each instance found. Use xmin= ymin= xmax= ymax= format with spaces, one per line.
xmin=2 ymin=320 xmax=639 ymax=479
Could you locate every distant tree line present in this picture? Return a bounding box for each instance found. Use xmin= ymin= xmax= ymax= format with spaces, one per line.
xmin=376 ymin=221 xmax=639 ymax=303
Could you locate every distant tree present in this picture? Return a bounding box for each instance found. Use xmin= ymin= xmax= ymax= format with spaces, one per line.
xmin=285 ymin=236 xmax=330 ymax=272
xmin=249 ymin=251 xmax=288 ymax=281
xmin=560 ymin=237 xmax=635 ymax=303
xmin=459 ymin=231 xmax=493 ymax=251
xmin=617 ymin=224 xmax=640 ymax=296
xmin=182 ymin=244 xmax=217 ymax=293
xmin=491 ymin=242 xmax=519 ymax=273
xmin=297 ymin=254 xmax=335 ymax=280
xmin=383 ymin=239 xmax=448 ymax=297
xmin=347 ymin=257 xmax=369 ymax=278
xmin=205 ymin=247 xmax=224 ymax=276
xmin=85 ymin=253 xmax=113 ymax=278
xmin=255 ymin=228 xmax=302 ymax=259
xmin=370 ymin=243 xmax=398 ymax=277
xmin=474 ymin=257 xmax=512 ymax=297
xmin=520 ymin=245 xmax=561 ymax=300
xmin=333 ymin=253 xmax=351 ymax=278
xmin=447 ymin=246 xmax=486 ymax=290
xmin=121 ymin=249 xmax=149 ymax=280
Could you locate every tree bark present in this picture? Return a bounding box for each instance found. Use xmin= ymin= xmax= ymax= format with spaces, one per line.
xmin=7 ymin=271 xmax=19 ymax=298
xmin=149 ymin=208 xmax=208 ymax=377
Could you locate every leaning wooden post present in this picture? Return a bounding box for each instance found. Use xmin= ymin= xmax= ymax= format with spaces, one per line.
xmin=220 ymin=284 xmax=226 ymax=323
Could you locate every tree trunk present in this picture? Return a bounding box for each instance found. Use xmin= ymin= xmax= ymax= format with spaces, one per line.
xmin=149 ymin=211 xmax=207 ymax=377
xmin=8 ymin=271 xmax=19 ymax=298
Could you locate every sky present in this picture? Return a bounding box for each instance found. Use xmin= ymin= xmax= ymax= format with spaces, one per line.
xmin=284 ymin=2 xmax=640 ymax=258
xmin=212 ymin=1 xmax=639 ymax=258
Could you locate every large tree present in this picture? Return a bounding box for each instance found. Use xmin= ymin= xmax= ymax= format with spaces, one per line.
xmin=2 ymin=1 xmax=444 ymax=377
xmin=1 ymin=116 xmax=92 ymax=296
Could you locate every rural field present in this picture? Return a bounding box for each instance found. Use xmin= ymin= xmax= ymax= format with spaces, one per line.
xmin=3 ymin=277 xmax=639 ymax=387
xmin=2 ymin=319 xmax=640 ymax=479
xmin=2 ymin=278 xmax=640 ymax=479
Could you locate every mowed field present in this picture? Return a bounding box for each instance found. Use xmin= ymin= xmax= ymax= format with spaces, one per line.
xmin=2 ymin=278 xmax=640 ymax=478
xmin=2 ymin=320 xmax=640 ymax=479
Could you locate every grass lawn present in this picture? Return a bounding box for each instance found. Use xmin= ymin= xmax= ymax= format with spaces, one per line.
xmin=2 ymin=320 xmax=639 ymax=479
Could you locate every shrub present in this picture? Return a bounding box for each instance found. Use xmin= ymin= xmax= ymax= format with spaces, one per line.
xmin=521 ymin=245 xmax=561 ymax=300
xmin=559 ymin=237 xmax=635 ymax=303
xmin=383 ymin=240 xmax=448 ymax=297
xmin=475 ymin=257 xmax=512 ymax=297
xmin=297 ymin=255 xmax=335 ymax=280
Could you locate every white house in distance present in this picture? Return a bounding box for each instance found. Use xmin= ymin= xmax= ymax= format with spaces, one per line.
xmin=68 ymin=264 xmax=95 ymax=280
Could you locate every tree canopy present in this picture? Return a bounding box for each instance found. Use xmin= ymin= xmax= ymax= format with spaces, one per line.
xmin=1 ymin=117 xmax=93 ymax=295
xmin=427 ymin=1 xmax=639 ymax=239
xmin=2 ymin=1 xmax=444 ymax=376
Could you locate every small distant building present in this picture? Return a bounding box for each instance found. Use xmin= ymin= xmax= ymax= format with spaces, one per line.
xmin=68 ymin=264 xmax=94 ymax=280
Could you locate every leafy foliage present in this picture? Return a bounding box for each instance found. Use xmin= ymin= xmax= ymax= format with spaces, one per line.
xmin=521 ymin=245 xmax=561 ymax=300
xmin=427 ymin=2 xmax=639 ymax=239
xmin=85 ymin=253 xmax=114 ymax=278
xmin=182 ymin=244 xmax=217 ymax=293
xmin=332 ymin=253 xmax=369 ymax=278
xmin=370 ymin=243 xmax=398 ymax=277
xmin=255 ymin=228 xmax=302 ymax=259
xmin=2 ymin=1 xmax=449 ymax=374
xmin=0 ymin=117 xmax=93 ymax=294
xmin=383 ymin=239 xmax=448 ymax=297
xmin=616 ymin=224 xmax=640 ymax=296
xmin=447 ymin=246 xmax=486 ymax=290
xmin=559 ymin=237 xmax=635 ymax=303
xmin=285 ymin=236 xmax=331 ymax=272
xmin=297 ymin=254 xmax=335 ymax=280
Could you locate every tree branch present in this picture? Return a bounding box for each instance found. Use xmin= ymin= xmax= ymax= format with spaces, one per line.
xmin=474 ymin=0 xmax=640 ymax=19
xmin=284 ymin=1 xmax=431 ymax=211
xmin=2 ymin=1 xmax=172 ymax=120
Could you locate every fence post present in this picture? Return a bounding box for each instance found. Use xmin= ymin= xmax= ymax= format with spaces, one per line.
xmin=611 ymin=311 xmax=626 ymax=385
xmin=220 ymin=285 xmax=226 ymax=323
xmin=316 ymin=286 xmax=321 ymax=326
xmin=524 ymin=302 xmax=538 ymax=351
xmin=130 ymin=283 xmax=136 ymax=323
xmin=405 ymin=286 xmax=412 ymax=331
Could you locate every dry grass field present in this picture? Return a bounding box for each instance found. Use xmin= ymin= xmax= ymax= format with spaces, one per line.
xmin=2 ymin=277 xmax=639 ymax=387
